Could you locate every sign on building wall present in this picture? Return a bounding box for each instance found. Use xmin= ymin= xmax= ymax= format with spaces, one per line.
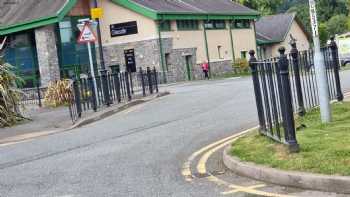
xmin=124 ymin=49 xmax=137 ymax=73
xmin=110 ymin=21 xmax=138 ymax=37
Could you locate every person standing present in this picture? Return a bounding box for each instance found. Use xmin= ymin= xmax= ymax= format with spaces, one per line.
xmin=201 ymin=61 xmax=209 ymax=79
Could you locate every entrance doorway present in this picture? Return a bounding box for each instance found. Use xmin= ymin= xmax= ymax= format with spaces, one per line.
xmin=185 ymin=55 xmax=192 ymax=81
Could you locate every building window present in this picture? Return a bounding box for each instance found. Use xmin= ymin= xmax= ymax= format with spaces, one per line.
xmin=58 ymin=21 xmax=73 ymax=43
xmin=160 ymin=21 xmax=171 ymax=31
xmin=241 ymin=51 xmax=247 ymax=59
xmin=204 ymin=20 xmax=226 ymax=29
xmin=233 ymin=19 xmax=251 ymax=29
xmin=217 ymin=45 xmax=223 ymax=59
xmin=176 ymin=20 xmax=199 ymax=30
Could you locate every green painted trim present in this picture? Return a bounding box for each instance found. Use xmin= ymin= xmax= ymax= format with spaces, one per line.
xmin=159 ymin=14 xmax=258 ymax=20
xmin=229 ymin=27 xmax=235 ymax=63
xmin=256 ymin=39 xmax=280 ymax=45
xmin=0 ymin=0 xmax=77 ymax=35
xmin=157 ymin=21 xmax=167 ymax=83
xmin=202 ymin=21 xmax=211 ymax=77
xmin=111 ymin=0 xmax=159 ymax=19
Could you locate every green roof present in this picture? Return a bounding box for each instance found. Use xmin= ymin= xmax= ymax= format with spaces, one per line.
xmin=0 ymin=0 xmax=77 ymax=35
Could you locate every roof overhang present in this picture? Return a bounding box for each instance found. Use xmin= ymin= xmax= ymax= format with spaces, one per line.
xmin=0 ymin=0 xmax=77 ymax=36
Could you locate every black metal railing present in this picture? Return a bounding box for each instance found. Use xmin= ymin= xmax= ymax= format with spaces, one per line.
xmin=19 ymin=86 xmax=45 ymax=107
xmin=250 ymin=37 xmax=343 ymax=152
xmin=68 ymin=67 xmax=159 ymax=123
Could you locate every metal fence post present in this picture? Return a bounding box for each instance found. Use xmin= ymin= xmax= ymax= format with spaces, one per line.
xmin=111 ymin=66 xmax=121 ymax=103
xmin=278 ymin=47 xmax=299 ymax=152
xmin=153 ymin=67 xmax=159 ymax=93
xmin=329 ymin=36 xmax=344 ymax=102
xmin=147 ymin=67 xmax=153 ymax=94
xmin=249 ymin=50 xmax=266 ymax=133
xmin=125 ymin=71 xmax=132 ymax=101
xmin=73 ymin=79 xmax=82 ymax=118
xmin=100 ymin=70 xmax=112 ymax=106
xmin=88 ymin=73 xmax=97 ymax=112
xmin=36 ymin=81 xmax=42 ymax=108
xmin=129 ymin=72 xmax=134 ymax=94
xmin=139 ymin=67 xmax=146 ymax=97
xmin=290 ymin=40 xmax=305 ymax=116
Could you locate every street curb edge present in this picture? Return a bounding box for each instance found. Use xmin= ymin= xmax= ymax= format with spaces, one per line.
xmin=223 ymin=144 xmax=350 ymax=194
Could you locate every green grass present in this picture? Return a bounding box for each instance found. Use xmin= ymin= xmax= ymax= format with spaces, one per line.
xmin=231 ymin=101 xmax=350 ymax=176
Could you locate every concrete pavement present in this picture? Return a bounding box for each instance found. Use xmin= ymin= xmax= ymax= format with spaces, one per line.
xmin=1 ymin=70 xmax=350 ymax=196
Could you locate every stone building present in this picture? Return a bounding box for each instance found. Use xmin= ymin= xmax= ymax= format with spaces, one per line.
xmin=0 ymin=0 xmax=259 ymax=87
xmin=98 ymin=0 xmax=259 ymax=82
xmin=255 ymin=13 xmax=311 ymax=59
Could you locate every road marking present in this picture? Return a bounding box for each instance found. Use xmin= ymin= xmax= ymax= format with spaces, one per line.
xmin=222 ymin=184 xmax=266 ymax=195
xmin=183 ymin=126 xmax=295 ymax=197
xmin=181 ymin=126 xmax=258 ymax=182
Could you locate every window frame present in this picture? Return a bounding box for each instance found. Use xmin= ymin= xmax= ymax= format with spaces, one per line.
xmin=160 ymin=20 xmax=172 ymax=32
xmin=176 ymin=20 xmax=199 ymax=31
xmin=204 ymin=20 xmax=226 ymax=30
xmin=232 ymin=19 xmax=251 ymax=29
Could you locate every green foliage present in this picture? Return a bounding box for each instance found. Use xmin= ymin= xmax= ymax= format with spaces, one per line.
xmin=319 ymin=23 xmax=328 ymax=46
xmin=285 ymin=0 xmax=349 ymax=39
xmin=233 ymin=0 xmax=283 ymax=15
xmin=233 ymin=58 xmax=249 ymax=73
xmin=326 ymin=14 xmax=349 ymax=37
xmin=0 ymin=58 xmax=23 ymax=127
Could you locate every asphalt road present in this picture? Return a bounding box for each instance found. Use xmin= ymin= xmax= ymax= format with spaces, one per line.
xmin=1 ymin=70 xmax=350 ymax=197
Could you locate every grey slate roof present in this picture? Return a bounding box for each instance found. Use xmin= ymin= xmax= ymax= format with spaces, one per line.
xmin=131 ymin=0 xmax=259 ymax=15
xmin=0 ymin=0 xmax=70 ymax=27
xmin=255 ymin=13 xmax=296 ymax=44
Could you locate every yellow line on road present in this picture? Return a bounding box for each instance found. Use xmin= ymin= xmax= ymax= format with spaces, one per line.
xmin=222 ymin=184 xmax=266 ymax=195
xmin=181 ymin=126 xmax=258 ymax=181
xmin=182 ymin=126 xmax=294 ymax=197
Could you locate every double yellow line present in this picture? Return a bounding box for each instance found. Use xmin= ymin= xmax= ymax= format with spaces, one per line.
xmin=182 ymin=126 xmax=294 ymax=197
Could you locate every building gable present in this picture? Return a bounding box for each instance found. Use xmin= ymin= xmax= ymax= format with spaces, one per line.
xmin=0 ymin=0 xmax=77 ymax=36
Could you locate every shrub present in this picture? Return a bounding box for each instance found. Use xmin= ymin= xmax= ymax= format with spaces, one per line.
xmin=233 ymin=58 xmax=250 ymax=73
xmin=0 ymin=59 xmax=23 ymax=127
xmin=44 ymin=80 xmax=73 ymax=107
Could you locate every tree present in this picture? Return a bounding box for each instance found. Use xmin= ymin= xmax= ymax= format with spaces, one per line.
xmin=319 ymin=23 xmax=328 ymax=46
xmin=233 ymin=0 xmax=283 ymax=15
xmin=326 ymin=14 xmax=349 ymax=37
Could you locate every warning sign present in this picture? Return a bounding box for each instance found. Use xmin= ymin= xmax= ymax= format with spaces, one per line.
xmin=77 ymin=23 xmax=97 ymax=43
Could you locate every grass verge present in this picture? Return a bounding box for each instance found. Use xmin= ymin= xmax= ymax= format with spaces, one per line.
xmin=231 ymin=101 xmax=350 ymax=176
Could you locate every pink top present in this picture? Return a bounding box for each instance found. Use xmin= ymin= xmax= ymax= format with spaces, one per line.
xmin=202 ymin=63 xmax=209 ymax=71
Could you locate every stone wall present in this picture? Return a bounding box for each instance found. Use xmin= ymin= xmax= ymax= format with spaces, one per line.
xmin=102 ymin=38 xmax=173 ymax=72
xmin=101 ymin=37 xmax=232 ymax=82
xmin=208 ymin=60 xmax=233 ymax=77
xmin=34 ymin=25 xmax=60 ymax=87
xmin=166 ymin=48 xmax=197 ymax=82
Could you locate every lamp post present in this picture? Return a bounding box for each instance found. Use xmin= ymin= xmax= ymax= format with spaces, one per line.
xmin=92 ymin=0 xmax=111 ymax=106
xmin=309 ymin=0 xmax=331 ymax=123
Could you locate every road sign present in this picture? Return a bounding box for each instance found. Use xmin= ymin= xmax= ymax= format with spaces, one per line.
xmin=91 ymin=8 xmax=103 ymax=19
xmin=77 ymin=23 xmax=97 ymax=43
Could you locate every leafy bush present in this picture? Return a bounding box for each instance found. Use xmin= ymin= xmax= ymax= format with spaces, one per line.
xmin=0 ymin=60 xmax=23 ymax=127
xmin=44 ymin=80 xmax=73 ymax=107
xmin=233 ymin=58 xmax=250 ymax=73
